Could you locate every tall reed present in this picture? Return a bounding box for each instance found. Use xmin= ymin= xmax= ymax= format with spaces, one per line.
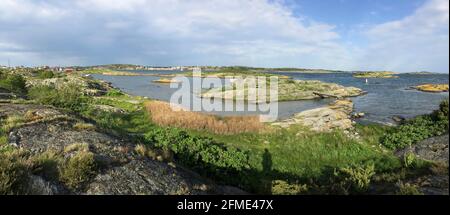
xmin=145 ymin=101 xmax=266 ymax=135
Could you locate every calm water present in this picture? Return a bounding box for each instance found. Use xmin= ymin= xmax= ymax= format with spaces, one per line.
xmin=92 ymin=71 xmax=449 ymax=124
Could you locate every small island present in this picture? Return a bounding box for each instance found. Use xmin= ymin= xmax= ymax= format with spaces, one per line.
xmin=406 ymin=71 xmax=435 ymax=75
xmin=152 ymin=78 xmax=182 ymax=84
xmin=181 ymin=67 xmax=291 ymax=79
xmin=353 ymin=71 xmax=399 ymax=78
xmin=414 ymin=84 xmax=449 ymax=93
xmin=201 ymin=78 xmax=364 ymax=102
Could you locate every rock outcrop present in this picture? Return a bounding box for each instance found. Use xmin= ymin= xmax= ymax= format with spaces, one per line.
xmin=395 ymin=135 xmax=449 ymax=195
xmin=272 ymin=99 xmax=355 ymax=132
xmin=26 ymin=75 xmax=112 ymax=96
xmin=1 ymin=103 xmax=244 ymax=195
xmin=396 ymin=135 xmax=449 ymax=164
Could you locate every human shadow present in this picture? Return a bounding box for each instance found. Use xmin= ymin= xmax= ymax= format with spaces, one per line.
xmin=261 ymin=148 xmax=273 ymax=194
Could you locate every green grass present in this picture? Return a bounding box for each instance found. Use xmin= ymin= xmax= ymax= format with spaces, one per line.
xmin=198 ymin=126 xmax=401 ymax=181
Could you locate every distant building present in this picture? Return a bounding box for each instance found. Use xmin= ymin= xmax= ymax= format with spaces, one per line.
xmin=64 ymin=68 xmax=74 ymax=73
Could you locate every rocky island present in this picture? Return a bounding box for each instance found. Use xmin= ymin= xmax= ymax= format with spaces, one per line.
xmin=414 ymin=84 xmax=449 ymax=93
xmin=152 ymin=78 xmax=182 ymax=84
xmin=353 ymin=71 xmax=399 ymax=78
xmin=201 ymin=78 xmax=365 ymax=102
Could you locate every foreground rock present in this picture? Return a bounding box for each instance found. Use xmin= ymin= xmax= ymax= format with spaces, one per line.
xmin=395 ymin=135 xmax=449 ymax=195
xmin=396 ymin=135 xmax=449 ymax=164
xmin=272 ymin=99 xmax=354 ymax=132
xmin=0 ymin=103 xmax=245 ymax=195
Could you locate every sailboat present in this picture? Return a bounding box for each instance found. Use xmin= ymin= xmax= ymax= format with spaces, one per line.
xmin=365 ymin=78 xmax=368 ymax=84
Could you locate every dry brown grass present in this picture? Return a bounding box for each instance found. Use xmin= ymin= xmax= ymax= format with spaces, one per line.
xmin=145 ymin=101 xmax=267 ymax=135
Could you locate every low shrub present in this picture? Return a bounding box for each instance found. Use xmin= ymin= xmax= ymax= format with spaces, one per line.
xmin=28 ymin=84 xmax=89 ymax=111
xmin=106 ymin=88 xmax=125 ymax=97
xmin=1 ymin=115 xmax=25 ymax=132
xmin=135 ymin=144 xmax=148 ymax=157
xmin=37 ymin=70 xmax=55 ymax=79
xmin=382 ymin=100 xmax=449 ymax=150
xmin=0 ymin=73 xmax=27 ymax=95
xmin=330 ymin=163 xmax=375 ymax=194
xmin=271 ymin=180 xmax=308 ymax=195
xmin=30 ymin=151 xmax=61 ymax=181
xmin=59 ymin=150 xmax=96 ymax=189
xmin=403 ymin=153 xmax=416 ymax=168
xmin=73 ymin=122 xmax=96 ymax=131
xmin=0 ymin=150 xmax=29 ymax=194
xmin=396 ymin=182 xmax=423 ymax=195
xmin=144 ymin=127 xmax=249 ymax=178
xmin=64 ymin=143 xmax=90 ymax=153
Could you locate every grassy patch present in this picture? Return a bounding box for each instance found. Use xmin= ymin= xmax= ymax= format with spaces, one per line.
xmin=188 ymin=125 xmax=402 ymax=193
xmin=73 ymin=123 xmax=96 ymax=131
xmin=1 ymin=115 xmax=25 ymax=132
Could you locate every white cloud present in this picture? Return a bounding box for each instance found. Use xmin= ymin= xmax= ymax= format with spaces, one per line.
xmin=359 ymin=0 xmax=449 ymax=73
xmin=0 ymin=0 xmax=448 ymax=73
xmin=0 ymin=0 xmax=350 ymax=68
xmin=0 ymin=0 xmax=68 ymax=23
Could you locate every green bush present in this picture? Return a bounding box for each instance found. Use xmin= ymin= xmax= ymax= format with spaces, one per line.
xmin=144 ymin=127 xmax=249 ymax=176
xmin=0 ymin=73 xmax=27 ymax=95
xmin=271 ymin=180 xmax=308 ymax=195
xmin=106 ymin=88 xmax=125 ymax=97
xmin=30 ymin=151 xmax=61 ymax=181
xmin=0 ymin=150 xmax=29 ymax=194
xmin=330 ymin=163 xmax=375 ymax=194
xmin=382 ymin=100 xmax=449 ymax=150
xmin=396 ymin=182 xmax=423 ymax=195
xmin=28 ymin=84 xmax=88 ymax=111
xmin=59 ymin=151 xmax=96 ymax=189
xmin=37 ymin=70 xmax=55 ymax=79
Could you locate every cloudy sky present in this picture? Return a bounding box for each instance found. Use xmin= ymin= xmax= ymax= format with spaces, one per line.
xmin=0 ymin=0 xmax=448 ymax=73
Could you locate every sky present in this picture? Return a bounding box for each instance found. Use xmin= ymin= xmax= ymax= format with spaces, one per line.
xmin=0 ymin=0 xmax=448 ymax=73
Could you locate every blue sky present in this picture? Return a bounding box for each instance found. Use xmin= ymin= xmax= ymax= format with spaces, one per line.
xmin=0 ymin=0 xmax=448 ymax=73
